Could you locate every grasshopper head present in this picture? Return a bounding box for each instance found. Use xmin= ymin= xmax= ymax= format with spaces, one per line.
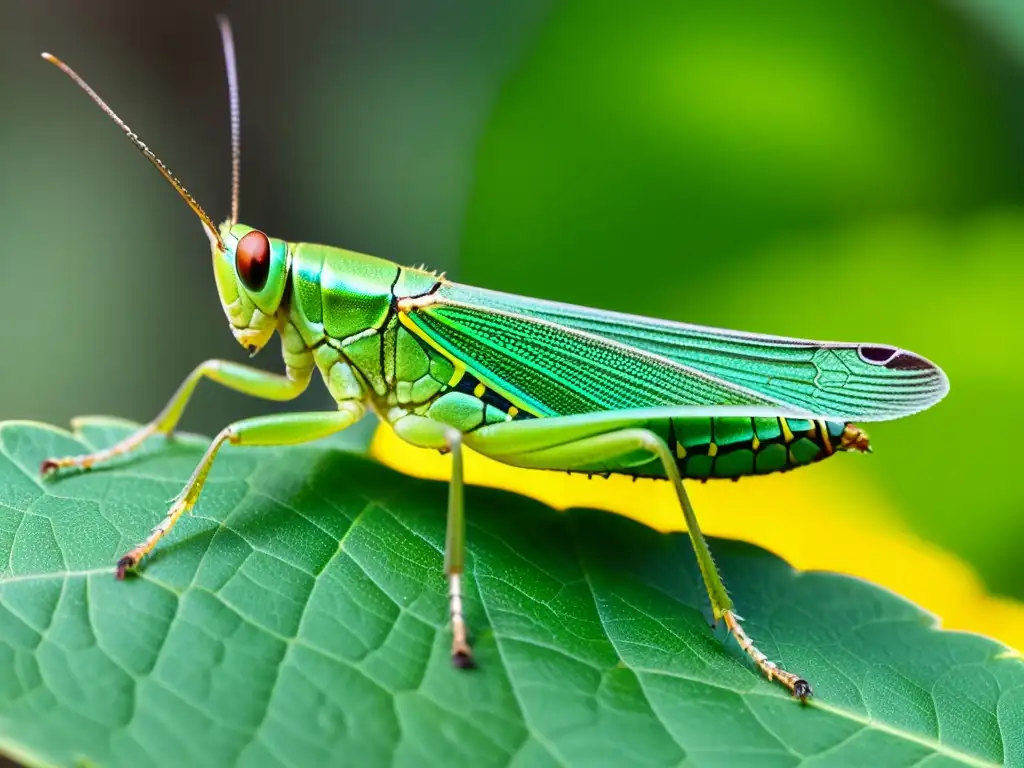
xmin=45 ymin=18 xmax=286 ymax=356
xmin=213 ymin=222 xmax=291 ymax=355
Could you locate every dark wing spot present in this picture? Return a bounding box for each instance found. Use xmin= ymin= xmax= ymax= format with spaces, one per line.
xmin=859 ymin=345 xmax=935 ymax=371
xmin=858 ymin=345 xmax=897 ymax=365
xmin=885 ymin=351 xmax=935 ymax=371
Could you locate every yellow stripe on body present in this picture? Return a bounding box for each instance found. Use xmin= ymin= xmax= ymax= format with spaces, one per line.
xmin=396 ymin=311 xmax=542 ymax=417
xmin=397 ymin=311 xmax=466 ymax=385
xmin=819 ymin=420 xmax=833 ymax=455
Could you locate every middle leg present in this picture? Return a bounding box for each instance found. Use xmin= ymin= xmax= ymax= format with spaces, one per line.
xmin=118 ymin=401 xmax=365 ymax=578
xmin=391 ymin=415 xmax=473 ymax=668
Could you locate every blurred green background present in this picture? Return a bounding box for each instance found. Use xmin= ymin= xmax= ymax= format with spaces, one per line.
xmin=2 ymin=1 xmax=1023 ymax=604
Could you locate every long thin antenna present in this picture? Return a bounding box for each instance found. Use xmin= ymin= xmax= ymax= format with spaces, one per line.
xmin=217 ymin=15 xmax=241 ymax=226
xmin=40 ymin=53 xmax=224 ymax=251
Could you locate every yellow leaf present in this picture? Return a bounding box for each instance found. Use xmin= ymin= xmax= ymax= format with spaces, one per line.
xmin=371 ymin=425 xmax=1024 ymax=652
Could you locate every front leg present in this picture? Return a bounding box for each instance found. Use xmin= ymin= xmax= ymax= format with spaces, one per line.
xmin=41 ymin=359 xmax=311 ymax=476
xmin=117 ymin=401 xmax=365 ymax=579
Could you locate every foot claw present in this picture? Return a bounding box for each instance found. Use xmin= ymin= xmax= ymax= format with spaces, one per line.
xmin=115 ymin=555 xmax=136 ymax=580
xmin=41 ymin=457 xmax=93 ymax=478
xmin=452 ymin=650 xmax=476 ymax=670
xmin=793 ymin=679 xmax=813 ymax=700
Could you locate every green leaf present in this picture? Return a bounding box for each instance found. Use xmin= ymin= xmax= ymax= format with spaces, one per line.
xmin=0 ymin=419 xmax=1021 ymax=768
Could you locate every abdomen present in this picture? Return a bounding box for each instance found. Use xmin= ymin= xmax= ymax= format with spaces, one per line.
xmin=462 ymin=408 xmax=869 ymax=482
xmin=613 ymin=415 xmax=866 ymax=481
xmin=669 ymin=416 xmax=860 ymax=480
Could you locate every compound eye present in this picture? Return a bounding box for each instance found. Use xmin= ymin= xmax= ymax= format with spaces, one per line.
xmin=236 ymin=230 xmax=271 ymax=292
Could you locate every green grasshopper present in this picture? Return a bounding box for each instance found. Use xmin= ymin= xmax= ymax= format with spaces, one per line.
xmin=39 ymin=18 xmax=947 ymax=700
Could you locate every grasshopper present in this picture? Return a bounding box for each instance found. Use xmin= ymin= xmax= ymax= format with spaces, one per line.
xmin=39 ymin=17 xmax=947 ymax=699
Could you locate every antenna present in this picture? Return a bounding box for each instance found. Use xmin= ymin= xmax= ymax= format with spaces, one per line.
xmin=217 ymin=15 xmax=241 ymax=226
xmin=40 ymin=52 xmax=225 ymax=251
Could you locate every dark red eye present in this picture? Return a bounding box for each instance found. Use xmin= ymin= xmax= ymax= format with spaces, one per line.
xmin=235 ymin=230 xmax=271 ymax=292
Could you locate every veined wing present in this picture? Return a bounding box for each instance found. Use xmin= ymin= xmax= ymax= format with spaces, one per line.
xmin=401 ymin=282 xmax=948 ymax=422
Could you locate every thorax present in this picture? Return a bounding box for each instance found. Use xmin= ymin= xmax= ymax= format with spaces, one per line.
xmin=277 ymin=241 xmax=450 ymax=419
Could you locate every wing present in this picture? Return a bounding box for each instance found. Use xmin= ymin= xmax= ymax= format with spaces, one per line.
xmin=400 ymin=281 xmax=949 ymax=422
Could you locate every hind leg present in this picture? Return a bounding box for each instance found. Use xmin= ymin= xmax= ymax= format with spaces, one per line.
xmin=467 ymin=415 xmax=811 ymax=698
